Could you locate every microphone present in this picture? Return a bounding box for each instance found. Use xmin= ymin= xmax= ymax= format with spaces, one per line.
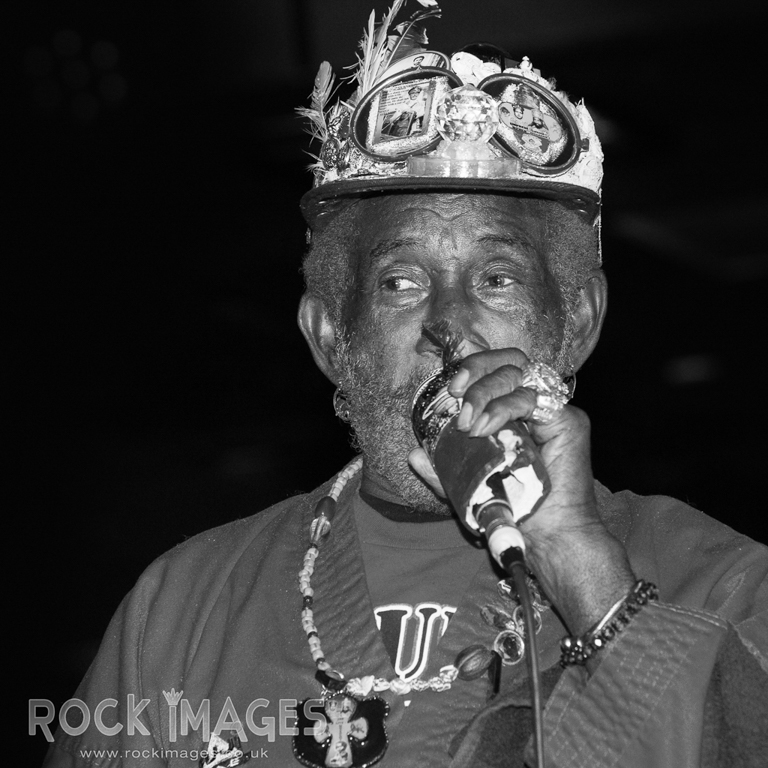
xmin=411 ymin=363 xmax=550 ymax=568
xmin=411 ymin=337 xmax=551 ymax=768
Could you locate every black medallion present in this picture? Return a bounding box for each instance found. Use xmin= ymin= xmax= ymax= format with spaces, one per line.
xmin=293 ymin=694 xmax=389 ymax=768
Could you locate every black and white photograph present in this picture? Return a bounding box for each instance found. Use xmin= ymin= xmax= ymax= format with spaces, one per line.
xmin=14 ymin=1 xmax=767 ymax=766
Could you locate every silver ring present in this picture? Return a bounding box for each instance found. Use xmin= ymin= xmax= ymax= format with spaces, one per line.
xmin=520 ymin=359 xmax=571 ymax=424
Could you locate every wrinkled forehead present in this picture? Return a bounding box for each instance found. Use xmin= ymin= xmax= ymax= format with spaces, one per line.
xmin=346 ymin=192 xmax=552 ymax=263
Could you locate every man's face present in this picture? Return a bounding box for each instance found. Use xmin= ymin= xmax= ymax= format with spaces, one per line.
xmin=333 ymin=193 xmax=570 ymax=512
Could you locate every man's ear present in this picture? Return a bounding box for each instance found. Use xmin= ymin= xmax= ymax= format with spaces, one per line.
xmin=298 ymin=293 xmax=342 ymax=385
xmin=568 ymin=268 xmax=608 ymax=371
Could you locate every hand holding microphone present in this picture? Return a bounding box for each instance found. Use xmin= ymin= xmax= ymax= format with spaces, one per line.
xmin=409 ymin=345 xmax=637 ymax=638
xmin=410 ymin=353 xmax=569 ymax=569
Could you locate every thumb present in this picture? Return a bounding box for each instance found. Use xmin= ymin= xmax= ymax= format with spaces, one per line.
xmin=408 ymin=447 xmax=446 ymax=497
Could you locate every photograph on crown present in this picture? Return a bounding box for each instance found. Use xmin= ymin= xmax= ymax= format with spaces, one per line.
xmin=352 ymin=68 xmax=461 ymax=161
xmin=379 ymin=50 xmax=450 ymax=80
xmin=478 ymin=74 xmax=580 ymax=173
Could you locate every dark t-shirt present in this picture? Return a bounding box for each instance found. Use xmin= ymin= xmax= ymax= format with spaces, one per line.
xmin=354 ymin=492 xmax=490 ymax=684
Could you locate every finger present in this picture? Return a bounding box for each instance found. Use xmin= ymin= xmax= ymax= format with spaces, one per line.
xmin=448 ymin=349 xmax=529 ymax=398
xmin=526 ymin=401 xmax=591 ymax=448
xmin=469 ymin=386 xmax=538 ymax=437
xmin=456 ymin=364 xmax=526 ymax=431
xmin=408 ymin=447 xmax=446 ymax=497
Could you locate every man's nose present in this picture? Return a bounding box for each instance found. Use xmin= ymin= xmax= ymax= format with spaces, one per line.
xmin=415 ymin=285 xmax=489 ymax=358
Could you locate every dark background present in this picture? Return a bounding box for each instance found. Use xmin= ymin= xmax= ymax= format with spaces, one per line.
xmin=14 ymin=1 xmax=766 ymax=763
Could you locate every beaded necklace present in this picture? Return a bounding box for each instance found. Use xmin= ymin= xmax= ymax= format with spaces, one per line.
xmin=292 ymin=458 xmax=458 ymax=768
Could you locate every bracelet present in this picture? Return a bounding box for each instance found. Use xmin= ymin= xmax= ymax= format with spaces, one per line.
xmin=559 ymin=579 xmax=659 ymax=667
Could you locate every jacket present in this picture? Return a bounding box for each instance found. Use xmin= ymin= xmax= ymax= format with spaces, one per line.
xmin=43 ymin=472 xmax=768 ymax=767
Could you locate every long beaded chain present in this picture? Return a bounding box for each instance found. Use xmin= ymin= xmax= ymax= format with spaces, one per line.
xmin=299 ymin=457 xmax=458 ymax=698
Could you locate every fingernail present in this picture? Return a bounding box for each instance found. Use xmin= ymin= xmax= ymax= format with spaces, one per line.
xmin=469 ymin=413 xmax=490 ymax=437
xmin=449 ymin=368 xmax=470 ymax=395
xmin=457 ymin=402 xmax=473 ymax=430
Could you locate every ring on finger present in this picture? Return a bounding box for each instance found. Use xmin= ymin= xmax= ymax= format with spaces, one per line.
xmin=520 ymin=359 xmax=571 ymax=424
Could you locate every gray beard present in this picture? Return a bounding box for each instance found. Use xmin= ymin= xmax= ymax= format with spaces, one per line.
xmin=335 ymin=321 xmax=574 ymax=515
xmin=336 ymin=339 xmax=446 ymax=513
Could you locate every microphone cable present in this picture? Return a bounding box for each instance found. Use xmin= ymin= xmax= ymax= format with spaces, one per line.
xmin=469 ymin=492 xmax=546 ymax=768
xmin=500 ymin=546 xmax=545 ymax=768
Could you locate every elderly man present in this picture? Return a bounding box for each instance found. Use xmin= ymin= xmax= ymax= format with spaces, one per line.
xmin=43 ymin=3 xmax=766 ymax=767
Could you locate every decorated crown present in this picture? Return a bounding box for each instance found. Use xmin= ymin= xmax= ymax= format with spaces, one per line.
xmin=299 ymin=0 xmax=603 ymax=227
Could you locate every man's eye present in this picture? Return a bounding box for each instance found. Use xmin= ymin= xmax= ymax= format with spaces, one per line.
xmin=485 ymin=274 xmax=514 ymax=288
xmin=382 ymin=276 xmax=420 ymax=292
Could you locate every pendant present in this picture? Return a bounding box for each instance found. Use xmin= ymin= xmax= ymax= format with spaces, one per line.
xmin=293 ymin=693 xmax=389 ymax=768
xmin=200 ymin=733 xmax=249 ymax=767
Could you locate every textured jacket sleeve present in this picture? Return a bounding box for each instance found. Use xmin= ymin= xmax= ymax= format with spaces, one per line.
xmin=527 ymin=490 xmax=768 ymax=768
xmin=41 ymin=566 xmax=170 ymax=768
xmin=527 ymin=602 xmax=768 ymax=768
xmin=449 ymin=490 xmax=768 ymax=768
xmin=41 ymin=498 xmax=303 ymax=768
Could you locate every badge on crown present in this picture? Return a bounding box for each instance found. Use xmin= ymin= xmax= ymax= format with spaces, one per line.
xmin=298 ymin=0 xmax=603 ymax=226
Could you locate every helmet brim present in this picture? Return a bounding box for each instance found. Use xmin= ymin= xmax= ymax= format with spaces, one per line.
xmin=301 ymin=175 xmax=600 ymax=229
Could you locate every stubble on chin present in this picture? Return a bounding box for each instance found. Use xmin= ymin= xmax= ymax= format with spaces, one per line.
xmin=335 ymin=333 xmax=451 ymax=514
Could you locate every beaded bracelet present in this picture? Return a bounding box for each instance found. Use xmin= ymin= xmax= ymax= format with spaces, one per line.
xmin=559 ymin=579 xmax=658 ymax=667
